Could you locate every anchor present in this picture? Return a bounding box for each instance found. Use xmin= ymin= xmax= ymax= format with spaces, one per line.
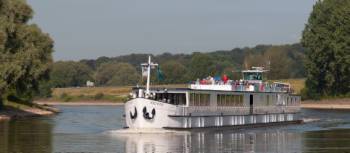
xmin=130 ymin=107 xmax=137 ymax=120
xmin=143 ymin=107 xmax=156 ymax=120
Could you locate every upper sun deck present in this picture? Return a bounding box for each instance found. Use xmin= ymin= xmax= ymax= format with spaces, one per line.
xmin=189 ymin=67 xmax=293 ymax=93
xmin=189 ymin=82 xmax=292 ymax=93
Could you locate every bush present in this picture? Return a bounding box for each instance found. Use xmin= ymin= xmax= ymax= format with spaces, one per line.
xmin=301 ymin=87 xmax=321 ymax=100
xmin=35 ymin=81 xmax=53 ymax=98
xmin=0 ymin=99 xmax=3 ymax=110
xmin=94 ymin=93 xmax=104 ymax=100
xmin=60 ymin=93 xmax=72 ymax=102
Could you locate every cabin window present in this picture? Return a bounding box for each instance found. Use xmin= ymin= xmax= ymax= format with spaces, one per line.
xmin=266 ymin=95 xmax=270 ymax=106
xmin=243 ymin=72 xmax=263 ymax=80
xmin=217 ymin=94 xmax=243 ymax=106
xmin=292 ymin=97 xmax=297 ymax=106
xmin=195 ymin=94 xmax=200 ymax=106
xmin=190 ymin=93 xmax=195 ymax=105
xmin=154 ymin=93 xmax=186 ymax=105
xmin=189 ymin=93 xmax=210 ymax=106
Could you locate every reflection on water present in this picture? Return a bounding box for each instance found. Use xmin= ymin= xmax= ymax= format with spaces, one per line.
xmin=303 ymin=129 xmax=350 ymax=153
xmin=0 ymin=118 xmax=53 ymax=153
xmin=1 ymin=106 xmax=350 ymax=153
xmin=113 ymin=130 xmax=302 ymax=153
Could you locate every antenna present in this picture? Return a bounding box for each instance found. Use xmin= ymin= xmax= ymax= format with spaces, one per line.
xmin=267 ymin=60 xmax=271 ymax=71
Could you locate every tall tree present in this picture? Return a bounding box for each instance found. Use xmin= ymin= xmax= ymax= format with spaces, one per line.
xmin=50 ymin=61 xmax=92 ymax=88
xmin=243 ymin=46 xmax=294 ymax=79
xmin=301 ymin=0 xmax=350 ymax=98
xmin=188 ymin=53 xmax=215 ymax=80
xmin=95 ymin=62 xmax=140 ymax=86
xmin=243 ymin=53 xmax=265 ymax=69
xmin=0 ymin=0 xmax=54 ymax=108
xmin=161 ymin=60 xmax=188 ymax=84
xmin=264 ymin=47 xmax=293 ymax=79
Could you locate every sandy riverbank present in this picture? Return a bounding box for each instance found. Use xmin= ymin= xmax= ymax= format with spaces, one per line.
xmin=35 ymin=101 xmax=124 ymax=106
xmin=301 ymin=98 xmax=350 ymax=110
xmin=0 ymin=106 xmax=57 ymax=122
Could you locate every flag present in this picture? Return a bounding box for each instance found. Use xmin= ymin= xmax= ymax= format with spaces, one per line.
xmin=157 ymin=66 xmax=164 ymax=81
xmin=141 ymin=66 xmax=148 ymax=77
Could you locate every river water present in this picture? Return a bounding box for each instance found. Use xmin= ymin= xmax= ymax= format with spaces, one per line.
xmin=1 ymin=106 xmax=350 ymax=153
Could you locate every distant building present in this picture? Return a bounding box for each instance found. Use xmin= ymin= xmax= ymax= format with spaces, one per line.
xmin=86 ymin=80 xmax=95 ymax=87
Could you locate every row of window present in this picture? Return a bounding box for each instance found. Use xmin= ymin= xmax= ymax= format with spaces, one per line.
xmin=173 ymin=93 xmax=299 ymax=106
xmin=189 ymin=93 xmax=244 ymax=107
xmin=154 ymin=93 xmax=186 ymax=105
xmin=286 ymin=97 xmax=299 ymax=106
xmin=189 ymin=93 xmax=210 ymax=106
xmin=265 ymin=95 xmax=299 ymax=106
xmin=217 ymin=94 xmax=244 ymax=106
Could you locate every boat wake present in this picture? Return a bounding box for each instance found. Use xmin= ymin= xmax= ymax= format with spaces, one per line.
xmin=303 ymin=118 xmax=321 ymax=123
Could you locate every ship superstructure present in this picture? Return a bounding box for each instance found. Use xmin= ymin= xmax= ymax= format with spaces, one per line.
xmin=124 ymin=56 xmax=301 ymax=129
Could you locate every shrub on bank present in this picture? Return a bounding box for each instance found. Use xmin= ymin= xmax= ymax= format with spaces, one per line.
xmin=94 ymin=93 xmax=104 ymax=100
xmin=60 ymin=93 xmax=73 ymax=102
xmin=53 ymin=92 xmax=126 ymax=103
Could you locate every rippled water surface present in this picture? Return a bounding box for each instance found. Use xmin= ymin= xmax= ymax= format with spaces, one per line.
xmin=1 ymin=106 xmax=350 ymax=153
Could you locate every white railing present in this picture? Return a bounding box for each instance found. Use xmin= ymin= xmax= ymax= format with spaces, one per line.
xmin=253 ymin=106 xmax=300 ymax=114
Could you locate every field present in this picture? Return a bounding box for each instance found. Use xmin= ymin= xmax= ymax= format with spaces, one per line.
xmin=49 ymin=87 xmax=131 ymax=103
xmin=53 ymin=86 xmax=132 ymax=97
xmin=48 ymin=79 xmax=305 ymax=103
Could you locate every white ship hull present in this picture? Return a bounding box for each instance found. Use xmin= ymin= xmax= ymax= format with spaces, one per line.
xmin=125 ymin=98 xmax=179 ymax=129
xmin=124 ymin=98 xmax=301 ymax=129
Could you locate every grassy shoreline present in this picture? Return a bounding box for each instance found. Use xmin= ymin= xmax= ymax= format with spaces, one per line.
xmin=37 ymin=79 xmax=349 ymax=109
xmin=48 ymin=86 xmax=131 ymax=103
xmin=46 ymin=79 xmax=305 ymax=103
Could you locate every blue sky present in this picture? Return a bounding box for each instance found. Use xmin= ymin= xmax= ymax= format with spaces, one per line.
xmin=27 ymin=0 xmax=317 ymax=60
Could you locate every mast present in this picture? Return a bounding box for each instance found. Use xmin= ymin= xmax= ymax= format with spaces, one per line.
xmin=141 ymin=56 xmax=158 ymax=97
xmin=146 ymin=56 xmax=151 ymax=95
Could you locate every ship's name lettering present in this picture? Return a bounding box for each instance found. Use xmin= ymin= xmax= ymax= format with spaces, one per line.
xmin=150 ymin=102 xmax=163 ymax=106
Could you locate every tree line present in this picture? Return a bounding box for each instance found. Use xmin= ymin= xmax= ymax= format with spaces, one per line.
xmin=47 ymin=43 xmax=306 ymax=92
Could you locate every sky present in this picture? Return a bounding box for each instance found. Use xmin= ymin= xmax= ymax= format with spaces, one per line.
xmin=27 ymin=0 xmax=317 ymax=61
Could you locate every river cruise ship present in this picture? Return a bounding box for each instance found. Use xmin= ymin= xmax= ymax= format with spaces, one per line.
xmin=124 ymin=56 xmax=301 ymax=129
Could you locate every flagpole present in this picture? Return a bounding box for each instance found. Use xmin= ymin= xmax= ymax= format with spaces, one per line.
xmin=146 ymin=56 xmax=151 ymax=96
